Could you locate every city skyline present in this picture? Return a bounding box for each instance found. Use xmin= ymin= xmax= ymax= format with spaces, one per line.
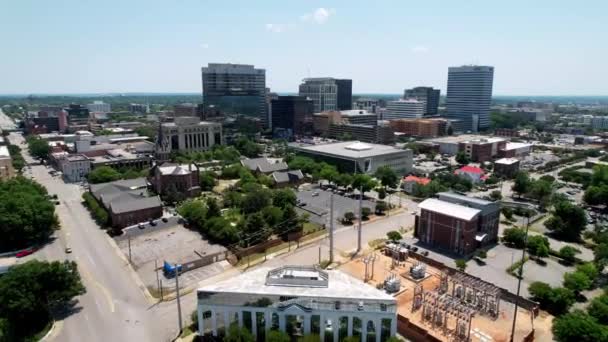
xmin=1 ymin=0 xmax=607 ymax=95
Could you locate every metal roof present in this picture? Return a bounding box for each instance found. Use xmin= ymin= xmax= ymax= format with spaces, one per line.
xmin=418 ymin=198 xmax=481 ymax=221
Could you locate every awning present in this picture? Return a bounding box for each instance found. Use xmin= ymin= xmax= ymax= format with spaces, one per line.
xmin=475 ymin=234 xmax=487 ymax=242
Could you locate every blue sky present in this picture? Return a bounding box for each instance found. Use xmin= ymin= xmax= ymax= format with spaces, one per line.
xmin=1 ymin=0 xmax=606 ymax=95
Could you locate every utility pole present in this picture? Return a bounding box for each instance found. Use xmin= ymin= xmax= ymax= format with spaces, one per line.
xmin=510 ymin=215 xmax=530 ymax=342
xmin=329 ymin=192 xmax=334 ymax=263
xmin=175 ymin=263 xmax=183 ymax=333
xmin=357 ymin=186 xmax=363 ymax=253
xmin=155 ymin=260 xmax=160 ymax=295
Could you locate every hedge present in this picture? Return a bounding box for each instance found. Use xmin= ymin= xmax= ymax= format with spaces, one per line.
xmin=82 ymin=192 xmax=109 ymax=226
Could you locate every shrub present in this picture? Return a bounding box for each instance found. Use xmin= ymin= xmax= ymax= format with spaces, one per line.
xmin=82 ymin=192 xmax=109 ymax=226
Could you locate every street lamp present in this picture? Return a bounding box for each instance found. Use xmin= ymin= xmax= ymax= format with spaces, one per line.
xmin=510 ymin=215 xmax=531 ymax=342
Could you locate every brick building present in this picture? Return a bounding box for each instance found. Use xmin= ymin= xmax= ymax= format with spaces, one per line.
xmin=458 ymin=138 xmax=506 ymax=162
xmin=494 ymin=158 xmax=520 ymax=178
xmin=415 ymin=192 xmax=499 ymax=255
xmin=494 ymin=128 xmax=520 ymax=137
xmin=90 ymin=178 xmax=162 ymax=230
xmin=149 ymin=163 xmax=201 ymax=198
xmin=388 ymin=118 xmax=447 ymax=138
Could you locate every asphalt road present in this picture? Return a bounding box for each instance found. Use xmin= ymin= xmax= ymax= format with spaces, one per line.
xmin=7 ymin=130 xmax=176 ymax=342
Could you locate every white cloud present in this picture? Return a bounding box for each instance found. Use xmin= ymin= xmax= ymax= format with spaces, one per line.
xmin=411 ymin=46 xmax=429 ymax=53
xmin=301 ymin=8 xmax=335 ymax=24
xmin=201 ymin=43 xmax=209 ymax=49
xmin=265 ymin=23 xmax=287 ymax=33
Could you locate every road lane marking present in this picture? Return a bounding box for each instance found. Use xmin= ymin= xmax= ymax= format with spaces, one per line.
xmin=79 ymin=264 xmax=116 ymax=313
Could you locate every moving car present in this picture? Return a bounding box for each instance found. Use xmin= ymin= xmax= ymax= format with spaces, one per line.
xmin=16 ymin=249 xmax=34 ymax=258
xmin=65 ymin=247 xmax=72 ymax=254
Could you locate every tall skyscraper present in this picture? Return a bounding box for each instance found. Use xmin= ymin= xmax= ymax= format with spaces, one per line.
xmin=445 ymin=65 xmax=494 ymax=132
xmin=335 ymin=79 xmax=352 ymax=110
xmin=299 ymin=78 xmax=352 ymax=112
xmin=271 ymin=96 xmax=314 ymax=137
xmin=404 ymin=87 xmax=440 ymax=115
xmin=201 ymin=63 xmax=267 ymax=124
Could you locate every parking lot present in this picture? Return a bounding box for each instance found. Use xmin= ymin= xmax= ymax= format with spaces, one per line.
xmin=296 ymin=188 xmax=375 ymax=227
xmin=116 ymin=223 xmax=230 ymax=295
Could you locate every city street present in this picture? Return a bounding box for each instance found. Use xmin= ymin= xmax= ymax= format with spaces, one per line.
xmin=7 ymin=129 xmax=175 ymax=342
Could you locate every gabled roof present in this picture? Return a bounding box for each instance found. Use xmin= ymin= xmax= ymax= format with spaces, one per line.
xmin=455 ymin=166 xmax=484 ymax=174
xmin=418 ymin=198 xmax=481 ymax=221
xmin=403 ymin=175 xmax=431 ymax=185
xmin=157 ymin=163 xmax=195 ymax=176
xmin=272 ymin=170 xmax=304 ymax=184
xmin=241 ymin=158 xmax=288 ymax=173
xmin=89 ymin=177 xmax=161 ymax=214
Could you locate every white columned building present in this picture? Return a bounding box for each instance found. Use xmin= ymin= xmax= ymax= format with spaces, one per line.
xmin=197 ymin=266 xmax=397 ymax=341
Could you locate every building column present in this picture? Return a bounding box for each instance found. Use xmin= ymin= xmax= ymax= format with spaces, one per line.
xmin=304 ymin=314 xmax=311 ymax=335
xmin=390 ymin=317 xmax=397 ymax=337
xmin=265 ymin=310 xmax=271 ymax=331
xmin=375 ymin=319 xmax=381 ymax=342
xmin=237 ymin=311 xmax=243 ymax=327
xmin=251 ymin=311 xmax=258 ymax=338
xmin=211 ymin=310 xmax=218 ymax=336
xmin=319 ymin=314 xmax=325 ymax=342
xmin=347 ymin=316 xmax=353 ymax=337
xmin=197 ymin=305 xmax=204 ymax=336
xmin=361 ymin=319 xmax=367 ymax=342
xmin=279 ymin=313 xmax=286 ymax=331
xmin=224 ymin=311 xmax=230 ymax=329
xmin=332 ymin=316 xmax=339 ymax=342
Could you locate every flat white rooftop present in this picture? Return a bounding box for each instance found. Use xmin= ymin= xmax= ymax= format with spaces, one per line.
xmin=504 ymin=142 xmax=533 ymax=150
xmin=292 ymin=141 xmax=407 ymax=159
xmin=495 ymin=158 xmax=519 ymax=165
xmin=198 ymin=266 xmax=394 ymax=301
xmin=418 ymin=198 xmax=481 ymax=221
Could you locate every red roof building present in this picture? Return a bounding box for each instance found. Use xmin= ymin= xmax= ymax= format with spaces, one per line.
xmin=402 ymin=175 xmax=431 ymax=193
xmin=454 ymin=166 xmax=486 ymax=183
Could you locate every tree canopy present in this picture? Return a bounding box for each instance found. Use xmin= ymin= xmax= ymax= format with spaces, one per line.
xmin=0 ymin=260 xmax=85 ymax=340
xmin=374 ymin=166 xmax=399 ymax=189
xmin=455 ymin=151 xmax=470 ymax=165
xmin=545 ymin=200 xmax=587 ymax=241
xmin=0 ymin=177 xmax=57 ymax=252
xmin=26 ymin=136 xmax=50 ymax=160
xmin=87 ymin=166 xmax=122 ymax=184
xmin=552 ymin=310 xmax=608 ymax=342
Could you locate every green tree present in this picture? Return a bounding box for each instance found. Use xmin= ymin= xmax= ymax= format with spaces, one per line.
xmin=26 ymin=136 xmax=50 ymax=160
xmin=387 ymin=231 xmax=402 ymax=242
xmin=87 ymin=166 xmax=121 ymax=184
xmin=224 ymin=323 xmax=255 ymax=342
xmin=343 ymin=212 xmax=355 ymax=224
xmin=576 ymin=263 xmax=599 ymax=283
xmin=243 ymin=212 xmax=269 ymax=245
xmin=335 ymin=173 xmax=353 ymax=189
xmin=545 ymin=200 xmax=587 ymax=241
xmin=200 ymin=171 xmax=217 ymax=191
xmin=277 ymin=205 xmax=302 ymax=237
xmin=529 ymin=179 xmax=553 ymax=208
xmin=242 ymin=187 xmax=272 ymax=214
xmin=559 ymin=245 xmax=581 ymax=264
xmin=375 ymin=200 xmax=388 ymax=215
xmin=594 ymin=243 xmax=608 ymax=268
xmin=206 ymin=198 xmax=221 ymax=219
xmin=455 ymin=259 xmax=467 ymax=272
xmin=512 ymin=171 xmax=531 ymax=198
xmin=319 ymin=165 xmax=339 ymax=185
xmin=588 ymin=292 xmax=608 ymax=325
xmin=0 ymin=177 xmax=57 ymax=252
xmin=352 ymin=174 xmax=378 ymax=198
xmin=552 ymin=310 xmax=608 ymax=342
xmin=563 ymin=271 xmax=593 ymax=293
xmin=262 ymin=206 xmax=283 ymax=228
xmin=177 ymin=199 xmax=207 ymax=228
xmin=455 ymin=151 xmax=470 ymax=165
xmin=502 ymin=228 xmax=527 ymax=248
xmin=489 ymin=190 xmax=502 ymax=201
xmin=374 ymin=165 xmax=399 ymax=189
xmin=526 ymin=235 xmax=550 ymax=258
xmin=234 ymin=137 xmax=262 ymax=158
xmin=361 ymin=207 xmax=371 ymax=220
xmin=0 ymin=260 xmax=86 ymax=340
xmin=272 ymin=189 xmax=297 ymax=209
xmin=265 ymin=330 xmax=290 ymax=342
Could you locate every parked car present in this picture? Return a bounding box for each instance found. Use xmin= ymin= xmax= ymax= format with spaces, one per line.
xmin=149 ymin=220 xmax=157 ymax=226
xmin=65 ymin=247 xmax=72 ymax=254
xmin=16 ymin=249 xmax=34 ymax=258
xmin=312 ymin=191 xmax=319 ymax=197
xmin=138 ymin=223 xmax=146 ymax=229
xmin=161 ymin=217 xmax=168 ymax=223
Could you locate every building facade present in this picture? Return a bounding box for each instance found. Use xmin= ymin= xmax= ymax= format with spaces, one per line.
xmin=197 ymin=266 xmax=397 ymax=341
xmin=270 ymin=96 xmax=314 ymax=137
xmin=354 ymin=98 xmax=379 ymax=114
xmin=149 ymin=163 xmax=201 ymax=199
xmin=0 ymin=146 xmax=15 ymax=180
xmin=335 ymin=79 xmax=353 ymax=110
xmin=388 ymin=118 xmax=447 ymax=138
xmin=86 ymin=101 xmax=111 ymax=114
xmin=299 ymin=78 xmax=338 ymax=113
xmin=446 ymin=66 xmax=494 ymax=132
xmin=403 ymin=87 xmax=440 ymax=115
xmin=202 ymin=63 xmax=267 ymax=123
xmin=493 ymin=158 xmax=520 ymax=178
xmin=55 ymin=153 xmax=91 ymax=183
xmin=291 ymin=141 xmax=412 ymax=175
xmin=415 ymin=192 xmax=499 ymax=255
xmin=155 ymin=117 xmax=223 ymax=161
xmin=173 ymin=103 xmax=199 ymax=117
xmin=384 ymin=100 xmax=426 ymax=120
xmin=458 ymin=137 xmax=507 ymax=162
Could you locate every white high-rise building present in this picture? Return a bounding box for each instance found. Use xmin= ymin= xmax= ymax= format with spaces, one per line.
xmin=86 ymin=101 xmax=111 ymax=113
xmin=298 ymin=78 xmax=338 ymax=112
xmin=383 ymin=99 xmax=426 ymax=120
xmin=446 ymin=65 xmax=494 ymax=132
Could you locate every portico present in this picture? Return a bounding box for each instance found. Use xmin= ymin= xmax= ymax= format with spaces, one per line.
xmin=197 ymin=266 xmax=397 ymax=341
